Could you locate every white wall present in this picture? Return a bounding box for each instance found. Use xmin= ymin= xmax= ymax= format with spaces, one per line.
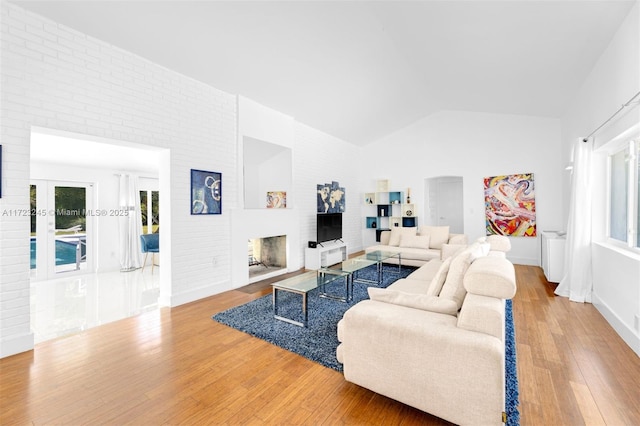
xmin=0 ymin=4 xmax=363 ymax=358
xmin=0 ymin=3 xmax=236 ymax=357
xmin=561 ymin=2 xmax=640 ymax=355
xmin=294 ymin=123 xmax=364 ymax=259
xmin=362 ymin=110 xmax=563 ymax=265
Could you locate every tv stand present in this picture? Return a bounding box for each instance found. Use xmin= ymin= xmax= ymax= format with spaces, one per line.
xmin=305 ymin=240 xmax=347 ymax=270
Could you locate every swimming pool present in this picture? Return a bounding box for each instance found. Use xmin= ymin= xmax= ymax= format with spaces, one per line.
xmin=30 ymin=238 xmax=86 ymax=269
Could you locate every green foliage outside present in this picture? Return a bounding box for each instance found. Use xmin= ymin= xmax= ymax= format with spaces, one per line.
xmin=30 ymin=186 xmax=159 ymax=235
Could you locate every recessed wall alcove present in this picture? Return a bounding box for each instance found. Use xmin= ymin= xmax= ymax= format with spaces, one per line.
xmin=230 ymin=96 xmax=300 ymax=287
xmin=424 ymin=176 xmax=464 ymax=234
xmin=243 ymin=136 xmax=292 ymax=209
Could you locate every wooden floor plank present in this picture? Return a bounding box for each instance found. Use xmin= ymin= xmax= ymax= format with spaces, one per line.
xmin=571 ymin=381 xmax=606 ymax=426
xmin=1 ymin=265 xmax=639 ymax=425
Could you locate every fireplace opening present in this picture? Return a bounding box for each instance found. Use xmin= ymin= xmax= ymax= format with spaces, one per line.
xmin=248 ymin=235 xmax=287 ymax=281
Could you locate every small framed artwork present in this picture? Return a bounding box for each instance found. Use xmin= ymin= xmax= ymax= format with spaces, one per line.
xmin=266 ymin=191 xmax=286 ymax=208
xmin=191 ymin=169 xmax=221 ymax=215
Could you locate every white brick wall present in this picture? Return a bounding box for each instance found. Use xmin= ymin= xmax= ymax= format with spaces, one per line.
xmin=0 ymin=3 xmax=237 ymax=357
xmin=0 ymin=3 xmax=365 ymax=358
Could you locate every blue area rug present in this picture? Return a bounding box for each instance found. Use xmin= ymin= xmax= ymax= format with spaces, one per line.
xmin=505 ymin=298 xmax=520 ymax=426
xmin=212 ymin=264 xmax=520 ymax=424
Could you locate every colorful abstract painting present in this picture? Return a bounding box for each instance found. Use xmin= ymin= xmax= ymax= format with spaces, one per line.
xmin=266 ymin=191 xmax=286 ymax=208
xmin=484 ymin=173 xmax=536 ymax=237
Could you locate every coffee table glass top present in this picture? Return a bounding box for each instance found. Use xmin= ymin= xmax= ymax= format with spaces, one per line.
xmin=357 ymin=250 xmax=400 ymax=263
xmin=271 ymin=270 xmax=346 ymax=293
xmin=320 ymin=257 xmax=377 ymax=275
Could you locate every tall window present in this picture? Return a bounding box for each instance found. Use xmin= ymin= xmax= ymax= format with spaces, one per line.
xmin=609 ymin=139 xmax=639 ymax=248
xmin=140 ymin=190 xmax=159 ymax=234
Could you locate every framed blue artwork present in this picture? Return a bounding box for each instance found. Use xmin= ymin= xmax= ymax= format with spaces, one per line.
xmin=191 ymin=169 xmax=221 ymax=215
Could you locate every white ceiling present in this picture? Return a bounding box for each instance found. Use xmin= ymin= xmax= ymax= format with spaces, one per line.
xmin=11 ymin=0 xmax=638 ymax=145
xmin=30 ymin=131 xmax=161 ymax=174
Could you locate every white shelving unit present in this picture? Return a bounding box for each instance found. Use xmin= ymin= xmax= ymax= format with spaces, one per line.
xmin=304 ymin=241 xmax=347 ymax=270
xmin=365 ymin=180 xmax=417 ymax=242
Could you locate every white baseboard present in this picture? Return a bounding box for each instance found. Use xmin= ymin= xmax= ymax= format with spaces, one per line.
xmin=0 ymin=331 xmax=34 ymax=359
xmin=508 ymin=256 xmax=538 ymax=266
xmin=592 ymin=293 xmax=640 ymax=357
xmin=162 ymin=281 xmax=231 ymax=308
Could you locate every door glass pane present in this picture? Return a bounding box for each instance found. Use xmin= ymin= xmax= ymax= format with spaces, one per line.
xmin=140 ymin=190 xmax=148 ymax=233
xmin=30 ymin=184 xmax=37 ymax=270
xmin=54 ymin=186 xmax=87 ymax=273
xmin=152 ymin=190 xmax=159 ymax=232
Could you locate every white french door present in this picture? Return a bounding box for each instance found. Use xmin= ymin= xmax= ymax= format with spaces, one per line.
xmin=31 ymin=180 xmax=94 ymax=280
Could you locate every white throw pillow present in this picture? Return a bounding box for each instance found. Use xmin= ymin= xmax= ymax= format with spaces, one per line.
xmin=418 ymin=225 xmax=450 ymax=249
xmin=399 ymin=235 xmax=430 ymax=250
xmin=426 ymin=256 xmax=452 ymax=296
xmin=438 ymin=246 xmax=476 ymax=309
xmin=368 ymin=287 xmax=459 ymax=315
xmin=441 ymin=243 xmax=466 ymax=260
xmin=388 ymin=227 xmax=417 ymax=246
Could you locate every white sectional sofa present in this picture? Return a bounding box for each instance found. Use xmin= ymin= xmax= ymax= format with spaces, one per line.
xmin=365 ymin=225 xmax=468 ymax=267
xmin=337 ymin=237 xmax=515 ymax=425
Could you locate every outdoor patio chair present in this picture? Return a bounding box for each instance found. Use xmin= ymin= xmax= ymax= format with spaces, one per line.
xmin=140 ymin=233 xmax=159 ymax=273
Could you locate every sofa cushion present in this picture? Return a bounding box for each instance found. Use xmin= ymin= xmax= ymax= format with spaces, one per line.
xmin=399 ymin=235 xmax=430 ymax=250
xmin=397 ymin=247 xmax=440 ymax=262
xmin=387 ymin=278 xmax=431 ymax=294
xmin=463 ymin=256 xmax=516 ymax=299
xmin=438 ymin=243 xmax=486 ymax=309
xmin=448 ymin=234 xmax=468 ymax=245
xmin=406 ymin=259 xmax=443 ymax=281
xmin=441 ymin=243 xmax=466 ymax=260
xmin=426 ymin=256 xmax=452 ymax=296
xmin=380 ymin=230 xmax=391 ymax=245
xmin=418 ymin=226 xmax=450 ymax=249
xmin=388 ymin=227 xmax=417 ymax=246
xmin=368 ymin=287 xmax=459 ymax=315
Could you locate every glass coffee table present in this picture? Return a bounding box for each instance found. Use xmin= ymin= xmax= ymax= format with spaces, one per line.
xmin=318 ymin=257 xmax=378 ymax=301
xmin=353 ymin=250 xmax=402 ymax=286
xmin=272 ymin=271 xmax=348 ymax=327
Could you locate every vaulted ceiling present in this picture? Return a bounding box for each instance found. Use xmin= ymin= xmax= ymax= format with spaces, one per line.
xmin=11 ymin=0 xmax=637 ymax=145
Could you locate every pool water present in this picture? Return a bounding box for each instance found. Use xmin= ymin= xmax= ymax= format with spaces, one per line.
xmin=30 ymin=239 xmax=86 ymax=269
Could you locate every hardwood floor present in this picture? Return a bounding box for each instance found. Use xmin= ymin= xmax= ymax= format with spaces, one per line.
xmin=1 ymin=265 xmax=639 ymax=425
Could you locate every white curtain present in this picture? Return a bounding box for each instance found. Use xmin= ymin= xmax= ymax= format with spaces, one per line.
xmin=555 ymin=138 xmax=593 ymax=302
xmin=118 ymin=174 xmax=142 ymax=271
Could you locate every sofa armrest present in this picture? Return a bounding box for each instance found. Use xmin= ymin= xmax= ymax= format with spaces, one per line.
xmin=448 ymin=234 xmax=468 ymax=245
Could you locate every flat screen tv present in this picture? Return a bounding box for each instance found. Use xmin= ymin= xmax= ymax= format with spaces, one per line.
xmin=317 ymin=213 xmax=342 ymax=244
